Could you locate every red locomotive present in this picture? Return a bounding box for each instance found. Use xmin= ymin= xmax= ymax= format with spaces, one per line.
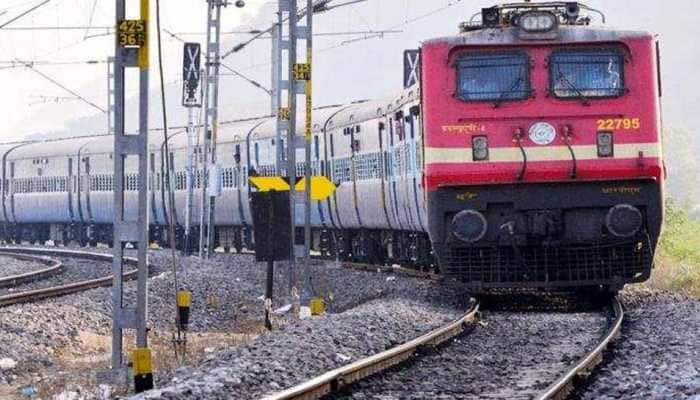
xmin=421 ymin=2 xmax=663 ymax=290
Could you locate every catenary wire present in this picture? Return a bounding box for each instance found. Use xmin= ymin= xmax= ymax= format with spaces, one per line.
xmin=155 ymin=0 xmax=185 ymax=351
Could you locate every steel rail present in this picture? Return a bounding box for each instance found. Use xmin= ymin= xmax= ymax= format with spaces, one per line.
xmin=0 ymin=247 xmax=145 ymax=307
xmin=262 ymin=300 xmax=479 ymax=400
xmin=336 ymin=260 xmax=442 ymax=281
xmin=535 ymin=296 xmax=624 ymax=400
xmin=0 ymin=252 xmax=63 ymax=289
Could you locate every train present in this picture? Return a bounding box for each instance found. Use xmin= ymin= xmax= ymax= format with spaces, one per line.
xmin=0 ymin=2 xmax=663 ymax=291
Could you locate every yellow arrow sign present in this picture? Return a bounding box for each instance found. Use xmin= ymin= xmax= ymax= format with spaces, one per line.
xmin=295 ymin=176 xmax=337 ymax=201
xmin=249 ymin=176 xmax=290 ymax=192
xmin=249 ymin=175 xmax=337 ymax=200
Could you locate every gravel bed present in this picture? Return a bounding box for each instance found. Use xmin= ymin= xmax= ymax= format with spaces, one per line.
xmin=576 ymin=288 xmax=700 ymax=399
xmin=130 ymin=297 xmax=466 ymax=400
xmin=0 ymin=248 xmax=469 ymax=399
xmin=0 ymin=257 xmax=112 ymax=296
xmin=0 ymin=254 xmax=51 ymax=279
xmin=324 ymin=307 xmax=609 ymax=400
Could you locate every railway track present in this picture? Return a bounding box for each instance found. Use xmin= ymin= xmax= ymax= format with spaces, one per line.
xmin=0 ymin=247 xmax=141 ymax=307
xmin=535 ymin=297 xmax=624 ymax=400
xmin=262 ymin=300 xmax=480 ymax=400
xmin=262 ymin=296 xmax=622 ymax=400
xmin=0 ymin=252 xmax=63 ymax=289
xmin=334 ymin=259 xmax=441 ymax=281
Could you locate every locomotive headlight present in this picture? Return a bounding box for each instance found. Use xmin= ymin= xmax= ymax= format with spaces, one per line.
xmin=519 ymin=11 xmax=557 ymax=33
xmin=472 ymin=136 xmax=489 ymax=161
xmin=451 ymin=210 xmax=488 ymax=243
xmin=597 ymin=132 xmax=614 ymax=157
xmin=606 ymin=204 xmax=643 ymax=238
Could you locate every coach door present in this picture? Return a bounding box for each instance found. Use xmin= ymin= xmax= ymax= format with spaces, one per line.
xmin=82 ymin=156 xmax=94 ymax=228
xmin=149 ymin=152 xmax=160 ymax=224
xmin=377 ymin=114 xmax=393 ymax=230
xmin=67 ymin=157 xmax=75 ymax=225
xmin=406 ymin=105 xmax=426 ymax=232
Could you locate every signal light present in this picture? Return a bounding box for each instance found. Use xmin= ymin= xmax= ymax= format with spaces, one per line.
xmin=597 ymin=132 xmax=614 ymax=157
xmin=472 ymin=136 xmax=489 ymax=161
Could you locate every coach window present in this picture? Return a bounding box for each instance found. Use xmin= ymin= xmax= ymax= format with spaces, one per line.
xmin=550 ymin=49 xmax=625 ymax=99
xmin=254 ymin=142 xmax=260 ymax=165
xmin=394 ymin=111 xmax=405 ymax=141
xmin=456 ymin=52 xmax=531 ymax=103
xmin=314 ymin=136 xmax=320 ymax=159
xmin=234 ymin=144 xmax=241 ymax=164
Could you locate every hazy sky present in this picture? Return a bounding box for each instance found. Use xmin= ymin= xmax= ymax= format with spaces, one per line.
xmin=1 ymin=0 xmax=698 ymax=149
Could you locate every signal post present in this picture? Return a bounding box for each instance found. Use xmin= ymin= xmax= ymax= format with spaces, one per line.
xmin=112 ymin=0 xmax=152 ymax=392
xmin=182 ymin=43 xmax=202 ymax=255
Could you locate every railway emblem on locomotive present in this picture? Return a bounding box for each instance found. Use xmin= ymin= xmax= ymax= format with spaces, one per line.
xmin=528 ymin=122 xmax=556 ymax=145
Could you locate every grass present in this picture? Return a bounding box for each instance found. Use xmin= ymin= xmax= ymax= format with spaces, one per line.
xmin=648 ymin=200 xmax=700 ymax=297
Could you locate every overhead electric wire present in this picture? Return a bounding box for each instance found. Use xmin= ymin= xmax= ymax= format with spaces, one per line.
xmin=2 ymin=25 xmax=112 ymax=30
xmin=0 ymin=0 xmax=52 ymax=29
xmin=0 ymin=59 xmax=106 ymax=65
xmin=15 ymin=58 xmax=106 ymax=112
xmin=319 ymin=0 xmax=464 ymax=53
xmin=155 ymin=0 xmax=186 ymax=358
xmin=163 ymin=28 xmax=271 ymax=95
xmin=221 ymin=0 xmax=367 ymax=59
xmin=29 ymin=94 xmax=80 ymax=106
xmin=83 ymin=0 xmax=98 ymax=40
xmin=171 ymin=29 xmax=401 ymax=38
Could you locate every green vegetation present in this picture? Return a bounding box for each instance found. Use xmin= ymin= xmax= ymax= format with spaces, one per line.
xmin=649 ymin=200 xmax=700 ymax=297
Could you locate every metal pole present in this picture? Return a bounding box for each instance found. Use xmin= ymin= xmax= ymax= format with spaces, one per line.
xmin=107 ymin=57 xmax=115 ymax=136
xmin=184 ymin=106 xmax=196 ymax=255
xmin=287 ymin=0 xmax=298 ymax=293
xmin=303 ymin=0 xmax=313 ymax=278
xmin=264 ymin=192 xmax=275 ymax=330
xmin=199 ymin=0 xmax=225 ymax=258
xmin=271 ymin=21 xmax=284 ymax=173
xmin=112 ymin=0 xmax=150 ymax=382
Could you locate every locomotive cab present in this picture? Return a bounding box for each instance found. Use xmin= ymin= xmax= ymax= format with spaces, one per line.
xmin=421 ymin=2 xmax=664 ymax=290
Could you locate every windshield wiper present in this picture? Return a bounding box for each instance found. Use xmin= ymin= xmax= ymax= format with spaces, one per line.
xmin=493 ymin=74 xmax=525 ymax=108
xmin=556 ymin=68 xmax=590 ymax=106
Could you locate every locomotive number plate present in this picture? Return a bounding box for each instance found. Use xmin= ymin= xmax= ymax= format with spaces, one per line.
xmin=118 ymin=20 xmax=147 ymax=47
xmin=596 ymin=118 xmax=640 ymax=131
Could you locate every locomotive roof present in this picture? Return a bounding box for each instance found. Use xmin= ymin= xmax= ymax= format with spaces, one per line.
xmin=423 ymin=25 xmax=653 ymax=47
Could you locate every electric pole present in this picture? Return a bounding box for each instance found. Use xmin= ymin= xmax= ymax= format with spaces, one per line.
xmin=303 ymin=0 xmax=314 ymax=281
xmin=199 ymin=0 xmax=225 ymax=258
xmin=112 ymin=0 xmax=152 ymax=392
xmin=273 ymin=0 xmax=313 ymax=296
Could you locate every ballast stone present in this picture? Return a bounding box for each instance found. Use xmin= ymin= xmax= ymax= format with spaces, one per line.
xmin=0 ymin=358 xmax=17 ymax=370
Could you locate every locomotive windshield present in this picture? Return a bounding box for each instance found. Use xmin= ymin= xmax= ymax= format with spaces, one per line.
xmin=456 ymin=52 xmax=530 ymax=102
xmin=550 ymin=49 xmax=625 ymax=99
